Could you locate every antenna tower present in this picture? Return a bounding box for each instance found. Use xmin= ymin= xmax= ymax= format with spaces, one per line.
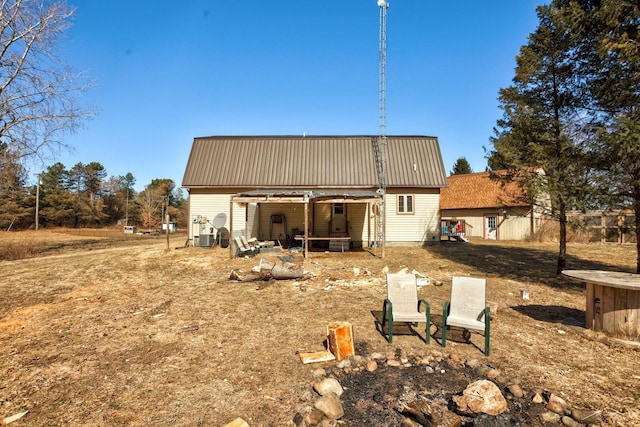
xmin=374 ymin=0 xmax=388 ymax=256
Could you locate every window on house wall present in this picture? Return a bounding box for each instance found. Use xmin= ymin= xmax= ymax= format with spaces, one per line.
xmin=397 ymin=195 xmax=414 ymax=214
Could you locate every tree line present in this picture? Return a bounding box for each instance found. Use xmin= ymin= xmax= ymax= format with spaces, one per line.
xmin=482 ymin=0 xmax=640 ymax=274
xmin=0 ymin=146 xmax=186 ymax=231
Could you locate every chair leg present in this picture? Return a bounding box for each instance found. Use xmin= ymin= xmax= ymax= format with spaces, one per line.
xmin=425 ymin=304 xmax=431 ymax=345
xmin=382 ymin=300 xmax=393 ymax=343
xmin=417 ymin=299 xmax=431 ymax=345
xmin=484 ymin=307 xmax=491 ymax=356
xmin=442 ymin=302 xmax=450 ymax=347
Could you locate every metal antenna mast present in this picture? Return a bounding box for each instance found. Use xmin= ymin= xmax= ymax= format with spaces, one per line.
xmin=373 ymin=0 xmax=389 ymax=257
xmin=378 ymin=0 xmax=388 ymax=144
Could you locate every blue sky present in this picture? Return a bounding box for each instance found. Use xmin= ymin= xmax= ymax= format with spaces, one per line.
xmin=47 ymin=0 xmax=541 ymax=192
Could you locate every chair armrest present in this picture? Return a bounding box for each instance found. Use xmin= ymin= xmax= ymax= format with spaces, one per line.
xmin=418 ymin=299 xmax=430 ymax=313
xmin=383 ymin=299 xmax=392 ymax=311
xmin=443 ymin=301 xmax=451 ymax=320
xmin=382 ymin=299 xmax=393 ymax=322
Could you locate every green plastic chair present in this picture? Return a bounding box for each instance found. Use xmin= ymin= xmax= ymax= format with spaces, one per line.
xmin=381 ymin=273 xmax=431 ymax=344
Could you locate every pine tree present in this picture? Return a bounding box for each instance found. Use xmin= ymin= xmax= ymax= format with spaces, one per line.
xmin=590 ymin=1 xmax=640 ymax=272
xmin=489 ymin=2 xmax=595 ymax=274
xmin=0 ymin=143 xmax=31 ymax=229
xmin=450 ymin=157 xmax=473 ymax=175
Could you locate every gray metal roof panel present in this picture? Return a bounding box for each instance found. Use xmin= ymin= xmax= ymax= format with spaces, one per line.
xmin=385 ymin=136 xmax=448 ymax=187
xmin=182 ymin=135 xmax=447 ymax=189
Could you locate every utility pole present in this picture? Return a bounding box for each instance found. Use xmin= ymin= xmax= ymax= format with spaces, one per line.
xmin=165 ymin=196 xmax=170 ymax=251
xmin=35 ymin=174 xmax=41 ymax=230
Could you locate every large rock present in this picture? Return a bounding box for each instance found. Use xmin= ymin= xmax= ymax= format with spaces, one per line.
xmin=314 ymin=392 xmax=344 ymax=420
xmin=454 ymin=380 xmax=508 ymax=416
xmin=313 ymin=378 xmax=343 ymax=397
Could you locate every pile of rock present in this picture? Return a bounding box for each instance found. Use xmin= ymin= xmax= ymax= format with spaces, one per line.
xmin=291 ymin=349 xmax=603 ymax=427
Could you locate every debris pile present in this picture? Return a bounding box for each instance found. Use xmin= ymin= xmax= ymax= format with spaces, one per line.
xmin=229 ymin=258 xmax=311 ymax=282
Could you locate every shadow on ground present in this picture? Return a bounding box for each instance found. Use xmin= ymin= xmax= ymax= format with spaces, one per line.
xmin=423 ymin=241 xmax=634 ymax=290
xmin=511 ymin=304 xmax=585 ymax=325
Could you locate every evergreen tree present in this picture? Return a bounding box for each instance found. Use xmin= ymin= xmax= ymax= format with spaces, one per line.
xmin=588 ymin=1 xmax=640 ymax=272
xmin=118 ymin=173 xmax=136 ymax=226
xmin=0 ymin=143 xmax=31 ymax=229
xmin=489 ymin=2 xmax=595 ymax=274
xmin=66 ymin=162 xmax=108 ymax=226
xmin=39 ymin=163 xmax=76 ymax=227
xmin=450 ymin=157 xmax=473 ymax=175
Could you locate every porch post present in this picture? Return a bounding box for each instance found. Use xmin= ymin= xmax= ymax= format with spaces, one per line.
xmin=304 ymin=199 xmax=309 ymax=258
xmin=382 ymin=196 xmax=386 ymax=259
xmin=229 ymin=197 xmax=234 ymax=259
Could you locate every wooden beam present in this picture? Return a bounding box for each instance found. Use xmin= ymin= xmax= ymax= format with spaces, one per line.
xmin=367 ymin=202 xmax=371 ymax=248
xmin=304 ymin=202 xmax=309 ymax=258
xmin=232 ymin=196 xmax=309 ymax=204
xmin=229 ymin=198 xmax=234 ymax=259
xmin=313 ymin=198 xmax=381 ymax=204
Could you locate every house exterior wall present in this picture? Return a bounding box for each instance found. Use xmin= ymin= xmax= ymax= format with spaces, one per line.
xmin=314 ymin=204 xmax=331 ymax=237
xmin=256 ymin=203 xmax=306 ymax=241
xmin=347 ymin=203 xmax=368 ymax=248
xmin=385 ymin=188 xmax=441 ymax=246
xmin=189 ymin=187 xmax=441 ymax=247
xmin=188 ymin=188 xmax=250 ymax=243
xmin=441 ymin=207 xmax=534 ymax=240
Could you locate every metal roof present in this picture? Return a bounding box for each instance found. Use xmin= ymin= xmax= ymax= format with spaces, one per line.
xmin=181 ymin=135 xmax=447 ymax=189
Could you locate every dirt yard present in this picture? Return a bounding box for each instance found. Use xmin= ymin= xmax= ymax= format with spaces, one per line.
xmin=0 ymin=230 xmax=639 ymax=426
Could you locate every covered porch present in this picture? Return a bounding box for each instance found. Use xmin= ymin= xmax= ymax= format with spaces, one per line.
xmin=229 ymin=189 xmax=384 ymax=258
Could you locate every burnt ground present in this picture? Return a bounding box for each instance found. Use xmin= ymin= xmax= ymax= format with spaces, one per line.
xmin=334 ymin=357 xmax=540 ymax=426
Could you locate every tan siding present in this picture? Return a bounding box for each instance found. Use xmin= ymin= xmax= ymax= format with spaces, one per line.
xmin=441 ymin=207 xmax=534 ymax=240
xmin=347 ymin=203 xmax=369 ymax=247
xmin=189 ymin=190 xmax=233 ymax=240
xmin=256 ymin=204 xmax=306 ymax=241
xmin=313 ymin=204 xmax=331 ymax=237
xmin=189 ymin=189 xmax=265 ymax=241
xmin=441 ymin=209 xmax=485 ymax=238
xmin=385 ymin=189 xmax=440 ymax=245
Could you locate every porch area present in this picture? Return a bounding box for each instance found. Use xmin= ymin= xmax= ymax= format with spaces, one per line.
xmin=229 ymin=189 xmax=384 ymax=258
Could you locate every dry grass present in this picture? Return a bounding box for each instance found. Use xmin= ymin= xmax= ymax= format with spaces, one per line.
xmin=1 ymin=230 xmax=639 ymax=426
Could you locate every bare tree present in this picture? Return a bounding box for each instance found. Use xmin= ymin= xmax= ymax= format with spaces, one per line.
xmin=0 ymin=0 xmax=94 ymax=161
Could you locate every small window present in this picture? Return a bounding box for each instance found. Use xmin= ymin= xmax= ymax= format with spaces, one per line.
xmin=397 ymin=195 xmax=414 ymax=214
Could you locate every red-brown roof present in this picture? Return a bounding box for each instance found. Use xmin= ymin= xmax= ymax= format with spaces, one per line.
xmin=440 ymin=171 xmax=531 ymax=209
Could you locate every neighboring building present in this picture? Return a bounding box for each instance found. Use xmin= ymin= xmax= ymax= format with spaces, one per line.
xmin=182 ymin=135 xmax=448 ymax=252
xmin=440 ymin=171 xmax=544 ymax=240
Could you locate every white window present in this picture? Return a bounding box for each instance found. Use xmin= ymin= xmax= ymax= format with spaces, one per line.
xmin=397 ymin=195 xmax=414 ymax=214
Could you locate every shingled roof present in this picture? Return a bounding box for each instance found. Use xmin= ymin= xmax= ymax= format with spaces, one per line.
xmin=440 ymin=171 xmax=531 ymax=209
xmin=182 ymin=135 xmax=447 ymax=189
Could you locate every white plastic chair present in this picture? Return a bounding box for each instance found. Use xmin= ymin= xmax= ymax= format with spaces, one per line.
xmin=234 ymin=236 xmax=258 ymax=257
xmin=381 ymin=273 xmax=431 ymax=344
xmin=442 ymin=276 xmax=490 ymax=355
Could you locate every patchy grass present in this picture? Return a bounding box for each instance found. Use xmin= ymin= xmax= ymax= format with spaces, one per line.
xmin=0 ymin=231 xmax=639 ymax=426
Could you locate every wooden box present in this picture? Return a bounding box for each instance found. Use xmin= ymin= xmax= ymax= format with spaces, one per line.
xmin=326 ymin=321 xmax=355 ymax=361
